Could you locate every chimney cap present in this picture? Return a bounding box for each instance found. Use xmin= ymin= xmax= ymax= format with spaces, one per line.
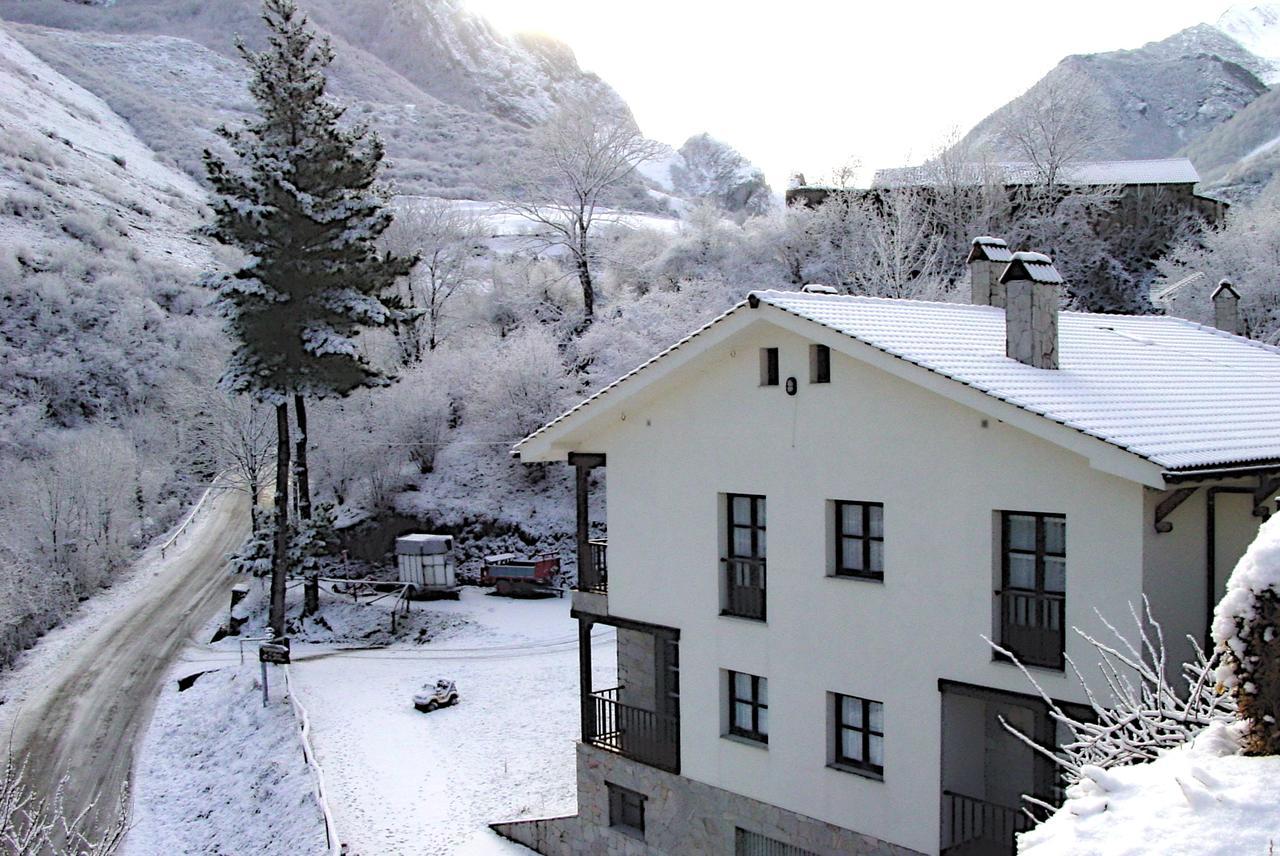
xmin=966 ymin=236 xmax=1013 ymax=263
xmin=1212 ymin=279 xmax=1240 ymax=300
xmin=1000 ymin=251 xmax=1064 ymax=285
xmin=801 ymin=283 xmax=839 ymax=295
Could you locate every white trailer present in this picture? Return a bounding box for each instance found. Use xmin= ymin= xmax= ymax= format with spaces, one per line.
xmin=395 ymin=534 xmax=458 ymax=599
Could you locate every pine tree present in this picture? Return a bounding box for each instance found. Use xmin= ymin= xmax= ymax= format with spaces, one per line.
xmin=204 ymin=0 xmax=414 ymax=635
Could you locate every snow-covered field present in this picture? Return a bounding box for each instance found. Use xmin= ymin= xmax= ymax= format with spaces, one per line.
xmin=286 ymin=589 xmax=613 ymax=856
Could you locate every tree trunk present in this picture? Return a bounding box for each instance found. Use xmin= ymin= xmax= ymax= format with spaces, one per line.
xmin=270 ymin=401 xmax=291 ymax=638
xmin=1240 ymin=592 xmax=1280 ymax=755
xmin=248 ymin=474 xmax=260 ymax=534
xmin=293 ymin=394 xmax=311 ymax=521
xmin=575 ymin=250 xmax=594 ymax=330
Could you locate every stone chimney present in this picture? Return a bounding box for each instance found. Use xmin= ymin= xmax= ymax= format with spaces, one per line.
xmin=1000 ymin=251 xmax=1063 ymax=369
xmin=1212 ymin=279 xmax=1241 ymax=335
xmin=967 ymin=236 xmax=1014 ymax=308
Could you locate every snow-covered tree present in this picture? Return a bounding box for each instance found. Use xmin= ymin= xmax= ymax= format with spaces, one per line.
xmin=185 ymin=391 xmax=273 ymax=531
xmin=0 ymin=754 xmax=125 ymax=855
xmin=204 ymin=0 xmax=413 ymax=633
xmin=1213 ymin=515 xmax=1280 ymax=755
xmin=1156 ymin=185 xmax=1280 ymax=342
xmin=502 ymin=96 xmax=663 ymax=330
xmin=383 ymin=198 xmax=483 ymax=361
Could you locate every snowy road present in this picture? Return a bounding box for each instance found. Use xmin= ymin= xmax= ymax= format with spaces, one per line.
xmin=289 ymin=591 xmax=617 ymax=856
xmin=2 ymin=488 xmax=250 ymax=843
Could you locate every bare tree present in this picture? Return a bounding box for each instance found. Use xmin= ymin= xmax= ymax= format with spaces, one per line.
xmin=383 ymin=198 xmax=483 ymax=362
xmin=502 ymin=97 xmax=663 ymax=329
xmin=186 ymin=392 xmax=273 ymax=531
xmin=999 ymin=70 xmax=1113 ymax=187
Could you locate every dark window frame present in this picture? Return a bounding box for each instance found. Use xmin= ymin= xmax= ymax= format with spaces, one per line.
xmin=727 ymin=670 xmax=769 ymax=744
xmin=833 ymin=500 xmax=884 ymax=580
xmin=760 ymin=347 xmax=780 ymax=386
xmin=997 ymin=511 xmax=1066 ymax=670
xmin=833 ymin=693 xmax=884 ymax=777
xmin=724 ymin=494 xmax=767 ymax=620
xmin=606 ymin=782 xmax=646 ymax=839
xmin=810 ymin=344 xmax=831 ymax=383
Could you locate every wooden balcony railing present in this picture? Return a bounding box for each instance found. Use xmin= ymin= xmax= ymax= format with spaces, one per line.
xmin=998 ymin=589 xmax=1065 ymax=670
xmin=586 ymin=687 xmax=679 ymax=773
xmin=581 ymin=539 xmax=608 ymax=594
xmin=723 ymin=557 xmax=766 ymax=621
xmin=941 ymin=790 xmax=1033 ymax=855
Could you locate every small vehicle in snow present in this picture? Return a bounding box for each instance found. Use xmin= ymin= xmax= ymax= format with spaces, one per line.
xmin=413 ymin=679 xmax=459 ymax=712
xmin=481 ymin=553 xmax=562 ymax=596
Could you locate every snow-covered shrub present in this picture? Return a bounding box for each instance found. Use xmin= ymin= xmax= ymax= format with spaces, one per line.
xmin=289 ymin=504 xmax=338 ymax=576
xmin=1212 ymin=514 xmax=1280 ymax=754
xmin=990 ymin=598 xmax=1234 ymax=802
xmin=229 ymin=508 xmax=273 ymax=577
xmin=0 ymin=753 xmax=125 ymax=855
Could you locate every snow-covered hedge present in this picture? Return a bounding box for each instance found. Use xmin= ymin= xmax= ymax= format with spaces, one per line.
xmin=1212 ymin=514 xmax=1280 ymax=754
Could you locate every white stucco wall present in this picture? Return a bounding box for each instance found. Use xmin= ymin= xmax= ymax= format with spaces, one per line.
xmin=573 ymin=320 xmax=1150 ymax=856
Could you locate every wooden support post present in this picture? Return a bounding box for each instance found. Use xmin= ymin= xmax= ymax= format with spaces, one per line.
xmin=578 ymin=617 xmax=593 ymax=742
xmin=568 ymin=453 xmax=605 ymax=591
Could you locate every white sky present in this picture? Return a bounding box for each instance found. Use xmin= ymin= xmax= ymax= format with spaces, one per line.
xmin=465 ymin=0 xmax=1235 ymax=189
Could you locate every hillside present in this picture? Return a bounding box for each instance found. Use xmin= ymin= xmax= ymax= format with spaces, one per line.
xmin=956 ymin=24 xmax=1269 ymax=163
xmin=0 ymin=20 xmax=219 ymax=440
xmin=0 ymin=0 xmax=658 ymax=206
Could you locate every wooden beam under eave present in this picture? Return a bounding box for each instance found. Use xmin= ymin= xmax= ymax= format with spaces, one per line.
xmin=1154 ymin=486 xmax=1197 ymax=533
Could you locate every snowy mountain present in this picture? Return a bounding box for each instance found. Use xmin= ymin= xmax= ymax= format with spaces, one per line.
xmin=0 ymin=0 xmax=646 ymax=204
xmin=955 ymin=24 xmax=1269 ymax=163
xmin=1218 ymin=3 xmax=1280 ymax=83
xmin=0 ymin=0 xmax=766 ymax=213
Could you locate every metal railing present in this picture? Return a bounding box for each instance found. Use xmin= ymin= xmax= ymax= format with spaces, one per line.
xmin=586 ymin=687 xmax=680 ymax=773
xmin=998 ymin=589 xmax=1065 ymax=670
xmin=723 ymin=557 xmax=766 ymax=620
xmin=581 ymin=539 xmax=608 ymax=594
xmin=941 ymin=791 xmax=1033 ymax=855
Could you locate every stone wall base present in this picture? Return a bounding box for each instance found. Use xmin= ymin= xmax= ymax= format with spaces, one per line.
xmin=491 ymin=743 xmax=925 ymax=856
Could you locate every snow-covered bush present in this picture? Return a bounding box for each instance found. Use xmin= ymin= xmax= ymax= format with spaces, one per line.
xmin=0 ymin=754 xmax=125 ymax=855
xmin=990 ymin=598 xmax=1234 ymax=801
xmin=1213 ymin=514 xmax=1280 ymax=754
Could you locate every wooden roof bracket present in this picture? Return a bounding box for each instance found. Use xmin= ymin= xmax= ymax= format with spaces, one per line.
xmin=1253 ymin=474 xmax=1280 ymax=519
xmin=1154 ymin=486 xmax=1198 ymax=533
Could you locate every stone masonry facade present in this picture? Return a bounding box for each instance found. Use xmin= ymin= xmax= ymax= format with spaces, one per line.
xmin=492 ymin=743 xmax=925 ymax=856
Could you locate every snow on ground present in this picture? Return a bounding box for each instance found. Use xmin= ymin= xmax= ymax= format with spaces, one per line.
xmin=1020 ymin=721 xmax=1279 ymax=856
xmin=288 ymin=588 xmax=616 ymax=856
xmin=124 ymin=665 xmax=327 ymax=856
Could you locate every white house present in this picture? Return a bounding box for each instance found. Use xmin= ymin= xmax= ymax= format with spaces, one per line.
xmin=494 ymin=240 xmax=1280 ymax=856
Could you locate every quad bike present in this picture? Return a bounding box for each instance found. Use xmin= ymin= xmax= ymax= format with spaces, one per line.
xmin=413 ymin=678 xmax=459 ymax=712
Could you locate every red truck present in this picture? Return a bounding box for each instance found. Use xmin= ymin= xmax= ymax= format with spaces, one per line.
xmin=481 ymin=553 xmax=562 ymax=596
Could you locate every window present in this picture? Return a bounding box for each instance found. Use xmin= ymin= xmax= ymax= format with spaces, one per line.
xmin=760 ymin=347 xmax=779 ymax=386
xmin=834 ymin=694 xmax=884 ymax=776
xmin=606 ymin=782 xmax=645 ymax=838
xmin=724 ymin=494 xmax=766 ymax=620
xmin=834 ymin=501 xmax=884 ymax=580
xmin=998 ymin=512 xmax=1066 ymax=669
xmin=727 ymin=671 xmax=768 ymax=743
xmin=735 ymin=828 xmax=819 ymax=856
xmin=810 ymin=344 xmax=830 ymax=383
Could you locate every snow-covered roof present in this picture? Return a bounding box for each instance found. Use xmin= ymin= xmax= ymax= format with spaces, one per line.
xmin=753 ymin=291 xmax=1280 ymax=471
xmin=515 ymin=290 xmax=1280 ymax=475
xmin=871 ymin=157 xmax=1202 ymax=188
xmin=1003 ymin=252 xmax=1064 ymax=284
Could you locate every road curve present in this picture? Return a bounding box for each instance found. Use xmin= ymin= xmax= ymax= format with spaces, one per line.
xmin=8 ymin=488 xmax=250 ymax=843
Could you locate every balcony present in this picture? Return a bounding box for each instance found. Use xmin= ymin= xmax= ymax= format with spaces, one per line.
xmin=581 ymin=539 xmax=607 ymax=594
xmin=941 ymin=791 xmax=1034 ymax=856
xmin=722 ymin=557 xmax=766 ymax=621
xmin=998 ymin=589 xmax=1064 ymax=670
xmin=586 ymin=687 xmax=680 ymax=773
